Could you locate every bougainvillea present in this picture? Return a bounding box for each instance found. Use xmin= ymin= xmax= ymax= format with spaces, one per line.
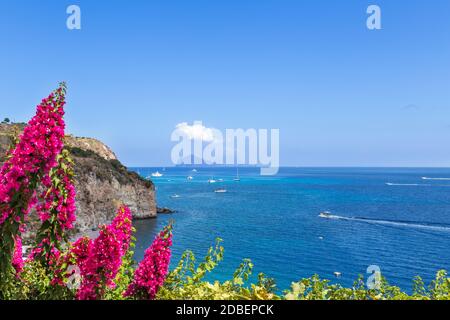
xmin=110 ymin=205 xmax=133 ymax=252
xmin=0 ymin=84 xmax=183 ymax=300
xmin=0 ymin=83 xmax=67 ymax=274
xmin=12 ymin=236 xmax=23 ymax=275
xmin=74 ymin=205 xmax=133 ymax=300
xmin=69 ymin=236 xmax=92 ymax=277
xmin=29 ymin=149 xmax=77 ymax=265
xmin=124 ymin=224 xmax=172 ymax=300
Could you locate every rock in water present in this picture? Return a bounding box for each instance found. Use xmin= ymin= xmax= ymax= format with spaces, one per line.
xmin=157 ymin=207 xmax=176 ymax=214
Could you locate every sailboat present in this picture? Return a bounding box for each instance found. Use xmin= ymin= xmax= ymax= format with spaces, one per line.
xmin=233 ymin=167 xmax=240 ymax=181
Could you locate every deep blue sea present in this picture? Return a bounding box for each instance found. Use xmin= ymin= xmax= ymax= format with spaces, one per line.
xmin=129 ymin=167 xmax=450 ymax=292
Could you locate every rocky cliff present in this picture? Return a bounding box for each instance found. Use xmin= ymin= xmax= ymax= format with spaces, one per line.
xmin=0 ymin=123 xmax=157 ymax=239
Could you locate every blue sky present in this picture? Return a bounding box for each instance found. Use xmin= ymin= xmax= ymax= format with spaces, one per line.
xmin=0 ymin=0 xmax=449 ymax=167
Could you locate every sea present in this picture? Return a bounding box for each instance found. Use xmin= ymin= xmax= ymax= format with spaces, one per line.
xmin=129 ymin=167 xmax=450 ymax=292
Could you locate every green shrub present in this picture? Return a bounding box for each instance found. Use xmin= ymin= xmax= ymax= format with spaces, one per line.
xmin=155 ymin=239 xmax=450 ymax=301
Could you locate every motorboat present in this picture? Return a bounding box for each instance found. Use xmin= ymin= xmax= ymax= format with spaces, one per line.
xmin=151 ymin=171 xmax=163 ymax=177
xmin=318 ymin=211 xmax=333 ymax=218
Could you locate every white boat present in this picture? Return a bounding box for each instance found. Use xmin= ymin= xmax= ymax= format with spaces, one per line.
xmin=214 ymin=188 xmax=227 ymax=193
xmin=318 ymin=211 xmax=333 ymax=218
xmin=192 ymin=169 xmax=198 ymax=172
xmin=187 ymin=176 xmax=193 ymax=180
xmin=233 ymin=167 xmax=240 ymax=181
xmin=208 ymin=179 xmax=217 ymax=184
xmin=151 ymin=171 xmax=163 ymax=177
xmin=170 ymin=194 xmax=180 ymax=198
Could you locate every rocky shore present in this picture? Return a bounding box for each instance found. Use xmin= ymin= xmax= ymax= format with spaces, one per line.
xmin=0 ymin=123 xmax=157 ymax=242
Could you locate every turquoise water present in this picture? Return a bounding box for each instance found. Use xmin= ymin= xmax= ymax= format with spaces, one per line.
xmin=130 ymin=167 xmax=450 ymax=292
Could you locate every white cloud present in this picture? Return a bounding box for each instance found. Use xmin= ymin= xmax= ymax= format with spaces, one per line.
xmin=175 ymin=121 xmax=216 ymax=142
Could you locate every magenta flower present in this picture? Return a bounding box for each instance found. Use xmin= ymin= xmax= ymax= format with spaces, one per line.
xmin=12 ymin=236 xmax=24 ymax=275
xmin=110 ymin=205 xmax=133 ymax=252
xmin=70 ymin=236 xmax=92 ymax=276
xmin=74 ymin=205 xmax=133 ymax=300
xmin=0 ymin=84 xmax=67 ymax=269
xmin=30 ymin=150 xmax=77 ymax=264
xmin=124 ymin=225 xmax=172 ymax=300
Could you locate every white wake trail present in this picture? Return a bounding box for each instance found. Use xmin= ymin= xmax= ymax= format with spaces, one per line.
xmin=319 ymin=213 xmax=450 ymax=233
xmin=386 ymin=183 xmax=420 ymax=186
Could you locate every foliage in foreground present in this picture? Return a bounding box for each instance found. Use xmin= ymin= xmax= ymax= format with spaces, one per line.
xmin=2 ymin=234 xmax=450 ymax=300
xmin=156 ymin=238 xmax=450 ymax=300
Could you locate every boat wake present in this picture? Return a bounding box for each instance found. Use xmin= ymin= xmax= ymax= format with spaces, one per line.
xmin=386 ymin=182 xmax=450 ymax=187
xmin=318 ymin=213 xmax=450 ymax=232
xmin=386 ymin=183 xmax=420 ymax=186
xmin=422 ymin=177 xmax=450 ymax=181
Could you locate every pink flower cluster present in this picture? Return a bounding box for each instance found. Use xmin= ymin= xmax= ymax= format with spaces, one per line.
xmin=37 ymin=166 xmax=76 ymax=231
xmin=0 ymin=86 xmax=66 ymax=226
xmin=110 ymin=205 xmax=133 ymax=252
xmin=0 ymin=84 xmax=67 ymax=274
xmin=12 ymin=236 xmax=24 ymax=275
xmin=70 ymin=236 xmax=91 ymax=275
xmin=30 ymin=151 xmax=77 ymax=263
xmin=124 ymin=225 xmax=172 ymax=300
xmin=72 ymin=205 xmax=132 ymax=300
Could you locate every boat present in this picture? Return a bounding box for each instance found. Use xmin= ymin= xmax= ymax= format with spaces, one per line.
xmin=151 ymin=171 xmax=163 ymax=177
xmin=208 ymin=179 xmax=217 ymax=184
xmin=187 ymin=176 xmax=193 ymax=180
xmin=214 ymin=188 xmax=227 ymax=193
xmin=233 ymin=167 xmax=240 ymax=181
xmin=170 ymin=194 xmax=180 ymax=198
xmin=318 ymin=211 xmax=333 ymax=218
xmin=334 ymin=272 xmax=342 ymax=278
xmin=192 ymin=169 xmax=198 ymax=172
